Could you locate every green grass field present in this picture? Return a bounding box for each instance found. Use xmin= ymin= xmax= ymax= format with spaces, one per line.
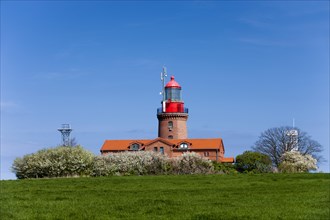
xmin=1 ymin=174 xmax=329 ymax=219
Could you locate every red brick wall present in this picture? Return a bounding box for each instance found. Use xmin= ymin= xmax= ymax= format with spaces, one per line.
xmin=157 ymin=113 xmax=188 ymax=139
xmin=103 ymin=148 xmax=224 ymax=162
xmin=191 ymin=150 xmax=223 ymax=161
xmin=145 ymin=141 xmax=173 ymax=157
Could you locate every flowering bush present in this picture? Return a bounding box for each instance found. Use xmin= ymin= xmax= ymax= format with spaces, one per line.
xmin=171 ymin=152 xmax=214 ymax=175
xmin=12 ymin=148 xmax=216 ymax=178
xmin=12 ymin=146 xmax=94 ymax=179
xmin=92 ymin=151 xmax=171 ymax=176
xmin=93 ymin=152 xmax=214 ymax=176
xmin=278 ymin=151 xmax=317 ymax=173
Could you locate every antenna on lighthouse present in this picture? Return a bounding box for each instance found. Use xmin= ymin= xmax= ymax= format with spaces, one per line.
xmin=58 ymin=124 xmax=72 ymax=146
xmin=160 ymin=66 xmax=168 ymax=113
xmin=160 ymin=66 xmax=167 ymax=101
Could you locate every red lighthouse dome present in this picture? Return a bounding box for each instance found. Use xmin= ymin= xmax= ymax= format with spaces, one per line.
xmin=165 ymin=76 xmax=181 ymax=88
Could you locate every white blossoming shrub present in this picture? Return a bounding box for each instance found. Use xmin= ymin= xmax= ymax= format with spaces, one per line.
xmin=171 ymin=152 xmax=214 ymax=175
xmin=12 ymin=149 xmax=216 ymax=178
xmin=92 ymin=151 xmax=171 ymax=176
xmin=12 ymin=146 xmax=94 ymax=179
xmin=92 ymin=152 xmax=214 ymax=176
xmin=279 ymin=151 xmax=317 ymax=173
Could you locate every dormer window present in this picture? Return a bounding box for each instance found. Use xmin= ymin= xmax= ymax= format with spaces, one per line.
xmin=131 ymin=143 xmax=140 ymax=151
xmin=179 ymin=143 xmax=188 ymax=149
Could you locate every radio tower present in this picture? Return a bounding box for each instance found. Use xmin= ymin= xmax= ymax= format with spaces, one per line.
xmin=58 ymin=124 xmax=72 ymax=146
xmin=286 ymin=119 xmax=298 ymax=151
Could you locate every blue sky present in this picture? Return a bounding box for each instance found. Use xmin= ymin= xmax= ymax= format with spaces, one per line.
xmin=1 ymin=1 xmax=329 ymax=179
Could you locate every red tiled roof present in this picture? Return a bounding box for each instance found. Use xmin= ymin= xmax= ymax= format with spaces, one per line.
xmin=100 ymin=138 xmax=224 ymax=152
xmin=179 ymin=138 xmax=223 ymax=150
xmin=100 ymin=139 xmax=150 ymax=151
xmin=220 ymin=157 xmax=235 ymax=163
xmin=144 ymin=137 xmax=176 ymax=147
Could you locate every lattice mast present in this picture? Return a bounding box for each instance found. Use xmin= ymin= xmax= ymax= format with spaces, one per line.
xmin=58 ymin=124 xmax=73 ymax=146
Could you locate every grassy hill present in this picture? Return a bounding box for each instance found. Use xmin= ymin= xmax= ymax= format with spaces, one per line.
xmin=1 ymin=174 xmax=329 ymax=219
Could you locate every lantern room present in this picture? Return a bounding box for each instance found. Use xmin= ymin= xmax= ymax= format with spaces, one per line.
xmin=165 ymin=76 xmax=182 ymax=101
xmin=160 ymin=76 xmax=188 ymax=114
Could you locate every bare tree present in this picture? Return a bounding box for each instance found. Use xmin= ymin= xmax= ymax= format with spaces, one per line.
xmin=252 ymin=126 xmax=323 ymax=167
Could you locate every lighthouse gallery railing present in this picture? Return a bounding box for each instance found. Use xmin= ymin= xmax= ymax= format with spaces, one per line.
xmin=157 ymin=107 xmax=189 ymax=115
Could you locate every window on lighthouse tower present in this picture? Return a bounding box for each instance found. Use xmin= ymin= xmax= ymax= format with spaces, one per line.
xmin=168 ymin=121 xmax=173 ymax=130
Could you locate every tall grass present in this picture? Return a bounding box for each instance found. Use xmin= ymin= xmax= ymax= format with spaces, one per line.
xmin=1 ymin=174 xmax=329 ymax=219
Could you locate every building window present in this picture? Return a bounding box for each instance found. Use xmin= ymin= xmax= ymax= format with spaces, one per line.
xmin=131 ymin=143 xmax=140 ymax=151
xmin=154 ymin=147 xmax=158 ymax=152
xmin=168 ymin=135 xmax=173 ymax=139
xmin=168 ymin=121 xmax=173 ymax=130
xmin=179 ymin=143 xmax=188 ymax=149
xmin=204 ymin=152 xmax=209 ymax=157
xmin=160 ymin=147 xmax=164 ymax=154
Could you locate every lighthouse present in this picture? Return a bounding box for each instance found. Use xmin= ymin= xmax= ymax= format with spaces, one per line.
xmin=157 ymin=73 xmax=189 ymax=139
xmin=100 ymin=67 xmax=234 ymax=163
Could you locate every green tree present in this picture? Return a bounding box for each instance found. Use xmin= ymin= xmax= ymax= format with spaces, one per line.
xmin=235 ymin=151 xmax=272 ymax=173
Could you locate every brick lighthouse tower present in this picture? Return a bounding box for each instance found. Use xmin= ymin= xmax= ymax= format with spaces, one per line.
xmin=157 ymin=68 xmax=188 ymax=139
